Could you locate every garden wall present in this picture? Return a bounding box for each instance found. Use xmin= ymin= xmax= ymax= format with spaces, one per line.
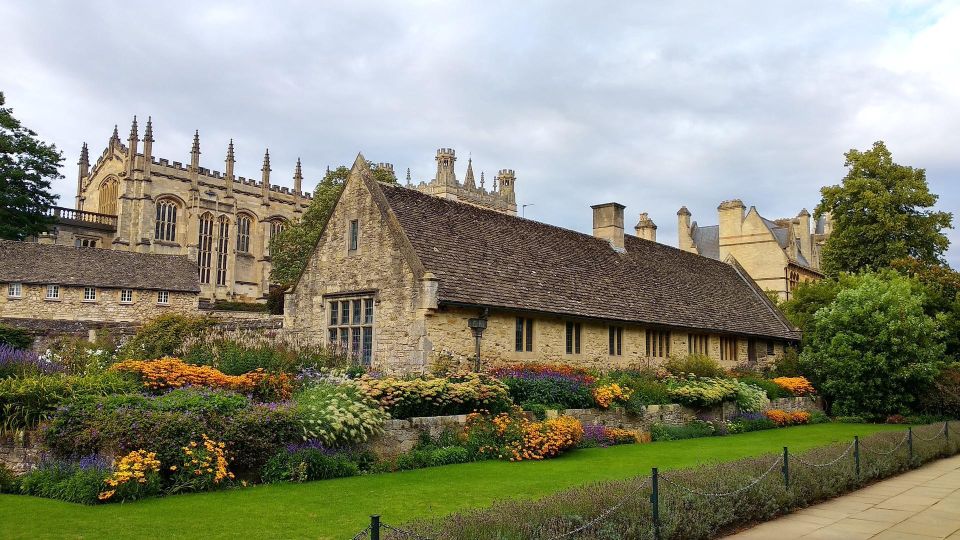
xmin=368 ymin=397 xmax=823 ymax=459
xmin=0 ymin=431 xmax=41 ymax=475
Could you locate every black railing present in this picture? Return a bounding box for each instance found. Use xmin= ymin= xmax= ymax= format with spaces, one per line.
xmin=45 ymin=206 xmax=118 ymax=230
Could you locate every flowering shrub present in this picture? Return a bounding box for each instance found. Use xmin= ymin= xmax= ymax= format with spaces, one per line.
xmin=725 ymin=412 xmax=777 ymax=434
xmin=461 ymin=409 xmax=583 ymax=461
xmin=764 ymin=409 xmax=810 ymax=426
xmin=0 ymin=371 xmax=139 ymax=431
xmin=491 ymin=363 xmax=595 ymax=409
xmin=593 ymin=383 xmax=632 ymax=409
xmin=260 ymin=444 xmax=360 ymax=483
xmin=98 ymin=450 xmax=162 ymax=502
xmin=733 ymin=382 xmax=768 ymax=413
xmin=355 ymin=373 xmax=511 ymax=419
xmin=167 ymin=435 xmax=234 ymax=493
xmin=666 ymin=377 xmax=739 ymax=407
xmin=0 ymin=345 xmax=63 ymax=378
xmin=791 ymin=411 xmax=811 ymax=424
xmin=581 ymin=424 xmax=646 ymax=447
xmin=111 ymin=357 xmax=291 ymax=400
xmin=771 ymin=377 xmax=816 ymax=396
xmin=294 ymin=382 xmax=387 ymax=446
xmin=18 ymin=456 xmax=111 ymax=504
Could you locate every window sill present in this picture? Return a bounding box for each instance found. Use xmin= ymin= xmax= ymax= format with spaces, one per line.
xmin=157 ymin=303 xmax=170 ymax=307
xmin=82 ymin=300 xmax=98 ymax=303
xmin=120 ymin=302 xmax=133 ymax=305
xmin=6 ymin=296 xmax=21 ymax=300
xmin=154 ymin=240 xmax=181 ymax=248
xmin=44 ymin=298 xmax=61 ymax=302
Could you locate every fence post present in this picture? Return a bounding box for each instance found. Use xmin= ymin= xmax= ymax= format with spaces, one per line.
xmin=371 ymin=515 xmax=381 ymax=540
xmin=946 ymin=421 xmax=950 ymax=443
xmin=651 ymin=467 xmax=661 ymax=540
xmin=782 ymin=447 xmax=790 ymax=489
xmin=854 ymin=436 xmax=860 ymax=481
xmin=908 ymin=427 xmax=914 ymax=464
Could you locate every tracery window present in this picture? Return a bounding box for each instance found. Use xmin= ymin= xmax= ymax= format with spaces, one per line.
xmin=198 ymin=214 xmax=214 ymax=284
xmin=265 ymin=220 xmax=285 ymax=256
xmin=236 ymin=215 xmax=252 ymax=253
xmin=327 ymin=296 xmax=375 ymax=365
xmin=155 ymin=199 xmax=179 ymax=242
xmin=98 ymin=178 xmax=119 ymax=215
xmin=216 ymin=216 xmax=229 ymax=286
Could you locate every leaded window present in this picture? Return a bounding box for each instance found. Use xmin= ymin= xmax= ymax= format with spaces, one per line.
xmin=45 ymin=284 xmax=60 ymax=299
xmin=198 ymin=214 xmax=214 ymax=284
xmin=83 ymin=287 xmax=96 ymax=302
xmin=688 ymin=333 xmax=709 ymax=355
xmin=155 ymin=200 xmax=178 ymax=242
xmin=157 ymin=290 xmax=169 ymax=304
xmin=646 ymin=330 xmax=670 ymax=358
xmin=120 ymin=289 xmax=133 ymax=303
xmin=327 ymin=296 xmax=374 ymax=364
xmin=98 ymin=178 xmax=118 ymax=215
xmin=236 ymin=215 xmax=252 ymax=253
xmin=565 ymin=322 xmax=581 ymax=355
xmin=7 ymin=283 xmax=21 ymax=298
xmin=216 ymin=216 xmax=229 ymax=286
xmin=608 ymin=326 xmax=623 ymax=356
xmin=720 ymin=337 xmax=738 ymax=362
xmin=515 ymin=318 xmax=534 ymax=352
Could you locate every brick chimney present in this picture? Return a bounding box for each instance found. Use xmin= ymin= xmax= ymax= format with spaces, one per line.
xmin=591 ymin=202 xmax=625 ymax=251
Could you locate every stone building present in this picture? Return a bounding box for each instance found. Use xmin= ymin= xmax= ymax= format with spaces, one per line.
xmin=676 ymin=200 xmax=833 ymax=299
xmin=0 ymin=240 xmax=200 ymax=322
xmin=42 ymin=117 xmax=312 ymax=301
xmin=408 ymin=148 xmax=517 ymax=215
xmin=285 ymin=157 xmax=799 ymax=374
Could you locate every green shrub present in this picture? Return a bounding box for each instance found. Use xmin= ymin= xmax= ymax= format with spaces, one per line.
xmin=294 ymin=382 xmax=388 ymax=447
xmin=222 ymin=404 xmax=302 ymax=473
xmin=663 ymin=354 xmax=726 ymax=378
xmin=0 ymin=372 xmax=138 ymax=431
xmin=261 ymin=446 xmax=359 ymax=483
xmin=521 ymin=402 xmax=548 ymax=420
xmin=735 ymin=374 xmax=791 ymax=400
xmin=666 ymin=377 xmax=738 ymax=408
xmin=834 ymin=415 xmax=866 ymax=423
xmin=119 ymin=313 xmax=215 ymax=360
xmin=600 ymin=369 xmax=672 ymax=410
xmin=18 ymin=458 xmax=110 ymax=504
xmin=356 ymin=373 xmax=513 ymax=419
xmin=0 ymin=324 xmax=33 ymax=350
xmin=808 ymin=410 xmax=831 ymax=424
xmin=210 ymin=300 xmax=269 ymax=313
xmin=650 ymin=420 xmax=715 ymax=441
xmin=430 ymin=446 xmax=470 ymax=466
xmin=181 ymin=330 xmax=354 ymax=375
xmin=726 ymin=414 xmax=777 ymax=434
xmin=771 ymin=346 xmax=802 ymax=377
xmin=734 ymin=382 xmax=768 ymax=413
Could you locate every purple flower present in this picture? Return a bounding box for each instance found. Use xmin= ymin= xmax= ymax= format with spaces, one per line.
xmin=0 ymin=344 xmax=64 ymax=376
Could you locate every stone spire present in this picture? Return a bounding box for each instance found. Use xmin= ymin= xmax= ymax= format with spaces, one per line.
xmin=109 ymin=124 xmax=120 ymax=149
xmin=224 ymin=139 xmax=235 ymax=198
xmin=463 ymin=156 xmax=476 ymax=190
xmin=406 ymin=167 xmax=412 ymax=187
xmin=189 ymin=130 xmax=201 ymax=191
xmin=261 ymin=149 xmax=271 ymax=202
xmin=480 ymin=171 xmax=485 ymax=191
xmin=142 ymin=117 xmax=154 ymax=164
xmin=126 ymin=116 xmax=139 ymax=176
xmin=293 ymin=157 xmax=303 ymax=196
xmin=76 ymin=142 xmax=89 ymax=204
xmin=143 ymin=116 xmax=154 ymax=143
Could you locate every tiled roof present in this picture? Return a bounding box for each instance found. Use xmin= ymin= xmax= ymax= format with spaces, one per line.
xmin=690 ymin=224 xmax=720 ymax=259
xmin=378 ymin=184 xmax=798 ymax=341
xmin=0 ymin=240 xmax=201 ymax=293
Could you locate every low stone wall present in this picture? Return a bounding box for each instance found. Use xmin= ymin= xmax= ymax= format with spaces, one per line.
xmin=0 ymin=317 xmax=138 ymax=352
xmin=769 ymin=396 xmax=821 ymax=412
xmin=370 ymin=415 xmax=471 ymax=459
xmin=0 ymin=431 xmax=41 ymax=475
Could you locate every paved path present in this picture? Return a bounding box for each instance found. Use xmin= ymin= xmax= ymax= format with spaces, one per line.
xmin=729 ymin=454 xmax=960 ymax=539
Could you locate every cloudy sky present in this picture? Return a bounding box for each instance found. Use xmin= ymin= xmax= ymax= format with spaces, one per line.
xmin=2 ymin=1 xmax=959 ymax=266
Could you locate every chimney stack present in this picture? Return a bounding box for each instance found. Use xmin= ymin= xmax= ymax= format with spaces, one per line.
xmin=591 ymin=202 xmax=626 ymax=251
xmin=634 ymin=212 xmax=657 ymax=242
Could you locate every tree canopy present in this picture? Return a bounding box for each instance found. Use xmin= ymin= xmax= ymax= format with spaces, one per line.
xmin=269 ymin=162 xmax=397 ymax=287
xmin=816 ymin=141 xmax=952 ymax=275
xmin=0 ymin=92 xmax=62 ymax=240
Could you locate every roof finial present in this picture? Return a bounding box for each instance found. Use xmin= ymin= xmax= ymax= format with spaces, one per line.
xmin=79 ymin=142 xmax=89 ymax=166
xmin=110 ymin=124 xmax=120 ymax=145
xmin=262 ymin=148 xmax=271 ymax=171
xmin=406 ymin=167 xmax=412 ymax=186
xmin=464 ymin=155 xmax=476 ymax=189
xmin=293 ymin=157 xmax=303 ymax=196
xmin=144 ymin=116 xmax=154 ymax=142
xmin=128 ymin=115 xmax=138 ymax=141
xmin=191 ymin=130 xmax=200 ymax=156
xmin=226 ymin=138 xmax=235 ymax=162
xmin=480 ymin=171 xmax=485 ymax=190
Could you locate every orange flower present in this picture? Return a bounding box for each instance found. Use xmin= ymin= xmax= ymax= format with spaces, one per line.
xmin=772 ymin=377 xmax=816 ymax=396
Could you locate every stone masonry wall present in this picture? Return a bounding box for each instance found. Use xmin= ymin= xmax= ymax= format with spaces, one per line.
xmin=424 ymin=306 xmax=783 ymax=372
xmin=0 ymin=283 xmax=197 ymax=323
xmin=0 ymin=431 xmax=41 ymax=475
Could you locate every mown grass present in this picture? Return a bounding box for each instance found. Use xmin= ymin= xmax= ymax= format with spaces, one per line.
xmin=0 ymin=423 xmax=903 ymax=540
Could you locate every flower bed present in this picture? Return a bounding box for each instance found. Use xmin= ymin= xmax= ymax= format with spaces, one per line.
xmin=772 ymin=376 xmax=816 ymax=396
xmin=490 ymin=363 xmax=595 ymax=410
xmin=355 ymin=373 xmax=511 ymax=419
xmin=111 ymin=357 xmax=291 ymax=401
xmin=462 ymin=409 xmax=583 ymax=461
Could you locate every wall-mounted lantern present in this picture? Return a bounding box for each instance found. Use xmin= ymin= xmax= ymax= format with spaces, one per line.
xmin=467 ymin=312 xmax=488 ymax=372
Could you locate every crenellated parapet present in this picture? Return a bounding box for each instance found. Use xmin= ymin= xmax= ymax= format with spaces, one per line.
xmin=408 ymin=147 xmax=517 ymax=215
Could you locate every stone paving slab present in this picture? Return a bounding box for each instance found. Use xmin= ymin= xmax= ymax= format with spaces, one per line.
xmin=727 ymin=454 xmax=960 ymax=539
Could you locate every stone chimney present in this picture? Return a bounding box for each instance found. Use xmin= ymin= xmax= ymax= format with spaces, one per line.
xmin=677 ymin=206 xmax=695 ymax=252
xmin=797 ymin=208 xmax=812 ymax=259
xmin=591 ymin=202 xmax=626 ymax=251
xmin=634 ymin=212 xmax=657 ymax=242
xmin=717 ymin=199 xmax=746 ymax=237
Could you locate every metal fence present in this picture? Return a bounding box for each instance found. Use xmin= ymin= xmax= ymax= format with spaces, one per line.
xmin=346 ymin=421 xmax=957 ymax=540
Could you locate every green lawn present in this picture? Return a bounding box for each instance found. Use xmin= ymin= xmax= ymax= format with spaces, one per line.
xmin=0 ymin=423 xmax=905 ymax=539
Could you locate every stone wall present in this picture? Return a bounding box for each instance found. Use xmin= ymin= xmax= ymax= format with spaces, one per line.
xmin=0 ymin=432 xmax=41 ymax=475
xmin=0 ymin=283 xmax=197 ymax=323
xmin=423 ymin=306 xmax=783 ymax=372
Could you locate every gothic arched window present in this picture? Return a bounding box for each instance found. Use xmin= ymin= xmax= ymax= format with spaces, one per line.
xmin=98 ymin=178 xmax=119 ymax=215
xmin=265 ymin=219 xmax=286 ymax=256
xmin=155 ymin=199 xmax=179 ymax=242
xmin=236 ymin=214 xmax=252 ymax=253
xmin=216 ymin=215 xmax=230 ymax=286
xmin=198 ymin=213 xmax=214 ymax=284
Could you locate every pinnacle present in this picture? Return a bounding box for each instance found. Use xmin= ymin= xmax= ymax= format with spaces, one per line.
xmin=191 ymin=130 xmax=201 ymax=155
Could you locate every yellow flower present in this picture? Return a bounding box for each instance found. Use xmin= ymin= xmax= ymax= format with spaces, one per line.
xmin=170 ymin=465 xmax=178 ymax=471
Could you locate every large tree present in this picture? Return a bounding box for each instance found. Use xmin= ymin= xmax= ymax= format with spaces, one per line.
xmin=800 ymin=271 xmax=946 ymax=417
xmin=816 ymin=141 xmax=952 ymax=275
xmin=0 ymin=92 xmax=62 ymax=240
xmin=270 ymin=162 xmax=397 ymax=287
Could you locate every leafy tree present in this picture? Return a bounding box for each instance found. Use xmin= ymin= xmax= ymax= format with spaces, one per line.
xmin=800 ymin=272 xmax=946 ymax=417
xmin=816 ymin=141 xmax=952 ymax=275
xmin=269 ymin=163 xmax=397 ymax=286
xmin=779 ymin=274 xmax=863 ymax=338
xmin=891 ymin=257 xmax=960 ymax=361
xmin=0 ymin=92 xmax=62 ymax=240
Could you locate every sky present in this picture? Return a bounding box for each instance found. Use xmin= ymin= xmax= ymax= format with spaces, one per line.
xmin=2 ymin=0 xmax=959 ymax=266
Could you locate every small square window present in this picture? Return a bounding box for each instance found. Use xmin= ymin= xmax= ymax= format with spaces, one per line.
xmin=157 ymin=290 xmax=170 ymax=304
xmin=83 ymin=287 xmax=96 ymax=302
xmin=45 ymin=284 xmax=60 ymax=299
xmin=348 ymin=220 xmax=359 ymax=251
xmin=120 ymin=289 xmax=133 ymax=303
xmin=7 ymin=282 xmax=22 ymax=298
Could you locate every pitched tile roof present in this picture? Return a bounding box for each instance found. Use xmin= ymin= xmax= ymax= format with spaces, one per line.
xmin=378 ymin=184 xmax=798 ymax=341
xmin=0 ymin=240 xmax=200 ymax=293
